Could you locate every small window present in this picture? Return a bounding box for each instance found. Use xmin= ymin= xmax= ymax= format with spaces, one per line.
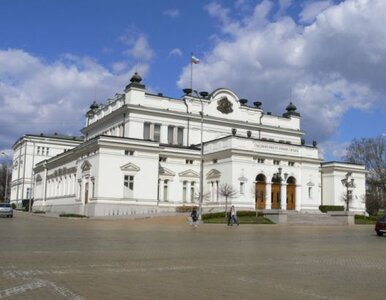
xmin=288 ymin=162 xmax=295 ymax=167
xmin=213 ymin=159 xmax=218 ymax=164
xmin=185 ymin=160 xmax=193 ymax=164
xmin=240 ymin=182 xmax=245 ymax=194
xmin=159 ymin=157 xmax=167 ymax=162
xmin=154 ymin=124 xmax=161 ymax=142
xmin=257 ymin=158 xmax=265 ymax=163
xmin=37 ymin=146 xmax=41 ymax=155
xmin=125 ymin=150 xmax=134 ymax=156
xmin=144 ymin=122 xmax=150 ymax=140
xmin=124 ymin=175 xmax=134 ymax=191
xmin=273 ymin=160 xmax=280 ymax=165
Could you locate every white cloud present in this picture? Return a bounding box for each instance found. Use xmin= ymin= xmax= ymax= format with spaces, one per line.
xmin=120 ymin=30 xmax=154 ymax=62
xmin=0 ymin=49 xmax=146 ymax=152
xmin=169 ymin=48 xmax=183 ymax=57
xmin=299 ymin=1 xmax=333 ymax=23
xmin=163 ymin=9 xmax=180 ymax=18
xmin=178 ymin=0 xmax=386 ymax=148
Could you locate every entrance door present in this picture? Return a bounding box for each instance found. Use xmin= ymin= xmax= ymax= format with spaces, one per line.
xmin=286 ymin=177 xmax=296 ymax=210
xmin=255 ymin=182 xmax=265 ymax=209
xmin=271 ymin=183 xmax=280 ymax=209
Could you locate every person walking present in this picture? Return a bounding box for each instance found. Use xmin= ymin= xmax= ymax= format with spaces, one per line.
xmin=229 ymin=205 xmax=239 ymax=226
xmin=191 ymin=207 xmax=199 ymax=227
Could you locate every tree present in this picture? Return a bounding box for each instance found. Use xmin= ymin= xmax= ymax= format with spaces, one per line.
xmin=0 ymin=164 xmax=11 ymax=202
xmin=344 ymin=135 xmax=386 ymax=214
xmin=219 ymin=183 xmax=238 ymax=218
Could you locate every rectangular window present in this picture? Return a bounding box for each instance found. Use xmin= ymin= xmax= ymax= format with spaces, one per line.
xmin=288 ymin=162 xmax=295 ymax=167
xmin=46 ymin=147 xmax=49 ymax=156
xmin=124 ymin=175 xmax=134 ymax=191
xmin=240 ymin=182 xmax=245 ymax=194
xmin=37 ymin=146 xmax=40 ymax=155
xmin=257 ymin=158 xmax=265 ymax=163
xmin=163 ymin=180 xmax=168 ymax=201
xmin=168 ymin=126 xmax=174 ymax=144
xmin=159 ymin=157 xmax=167 ymax=162
xmin=125 ymin=150 xmax=134 ymax=156
xmin=154 ymin=123 xmax=161 ymax=142
xmin=273 ymin=160 xmax=280 ymax=165
xmin=177 ymin=127 xmax=184 ymax=145
xmin=185 ymin=160 xmax=193 ymax=164
xmin=190 ymin=182 xmax=195 ymax=202
xmin=144 ymin=122 xmax=150 ymax=140
xmin=182 ymin=181 xmax=187 ymax=202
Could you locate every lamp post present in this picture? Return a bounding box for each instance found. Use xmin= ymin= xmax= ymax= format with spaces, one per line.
xmin=194 ymin=90 xmax=208 ymax=221
xmin=1 ymin=152 xmax=10 ymax=203
xmin=274 ymin=167 xmax=288 ymax=210
xmin=341 ymin=172 xmax=355 ymax=212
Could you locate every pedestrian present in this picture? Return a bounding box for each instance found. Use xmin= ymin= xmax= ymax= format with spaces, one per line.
xmin=229 ymin=205 xmax=239 ymax=226
xmin=191 ymin=206 xmax=199 ymax=227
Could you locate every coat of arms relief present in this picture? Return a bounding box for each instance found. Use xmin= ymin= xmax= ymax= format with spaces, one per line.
xmin=216 ymin=96 xmax=233 ymax=114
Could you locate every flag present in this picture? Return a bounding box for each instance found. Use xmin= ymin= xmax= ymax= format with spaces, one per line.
xmin=191 ymin=55 xmax=200 ymax=64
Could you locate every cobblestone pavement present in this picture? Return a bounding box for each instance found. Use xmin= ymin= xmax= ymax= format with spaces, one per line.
xmin=0 ymin=211 xmax=385 ymax=300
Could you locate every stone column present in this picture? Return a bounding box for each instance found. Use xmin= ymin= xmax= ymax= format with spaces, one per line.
xmin=281 ymin=183 xmax=287 ymax=210
xmin=265 ymin=182 xmax=272 ymax=210
xmin=159 ymin=179 xmax=164 ymax=202
xmin=295 ymin=185 xmax=302 ymax=211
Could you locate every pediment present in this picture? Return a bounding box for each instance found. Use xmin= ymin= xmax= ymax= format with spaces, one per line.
xmin=120 ymin=162 xmax=140 ymax=172
xmin=206 ymin=169 xmax=221 ymax=179
xmin=179 ymin=169 xmax=199 ymax=178
xmin=159 ymin=166 xmax=175 ymax=177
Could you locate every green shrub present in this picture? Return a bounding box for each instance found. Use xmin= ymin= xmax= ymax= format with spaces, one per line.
xmin=33 ymin=210 xmax=46 ymax=214
xmin=11 ymin=203 xmax=16 ymax=209
xmin=319 ymin=205 xmax=345 ymax=213
xmin=59 ymin=213 xmax=88 ymax=218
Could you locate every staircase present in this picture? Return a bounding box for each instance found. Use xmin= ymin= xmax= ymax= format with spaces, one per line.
xmin=264 ymin=211 xmax=355 ymax=225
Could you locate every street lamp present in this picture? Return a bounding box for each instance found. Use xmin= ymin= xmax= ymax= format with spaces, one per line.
xmin=193 ymin=90 xmax=208 ymax=220
xmin=1 ymin=152 xmax=10 ymax=203
xmin=274 ymin=168 xmax=288 ymax=210
xmin=341 ymin=172 xmax=355 ymax=212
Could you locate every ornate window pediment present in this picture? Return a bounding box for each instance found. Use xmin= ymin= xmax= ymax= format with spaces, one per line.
xmin=206 ymin=169 xmax=221 ymax=180
xmin=179 ymin=169 xmax=199 ymax=179
xmin=159 ymin=166 xmax=175 ymax=177
xmin=120 ymin=162 xmax=140 ymax=172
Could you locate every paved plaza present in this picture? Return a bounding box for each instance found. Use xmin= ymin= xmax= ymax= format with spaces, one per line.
xmin=0 ymin=211 xmax=385 ymax=299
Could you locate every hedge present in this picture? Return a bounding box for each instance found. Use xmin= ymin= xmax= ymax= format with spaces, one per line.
xmin=319 ymin=205 xmax=344 ymax=213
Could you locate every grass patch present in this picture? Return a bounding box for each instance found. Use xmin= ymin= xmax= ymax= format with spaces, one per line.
xmin=203 ymin=211 xmax=274 ymax=224
xmin=355 ymin=214 xmax=378 ymax=225
xmin=33 ymin=210 xmax=46 ymax=214
xmin=59 ymin=213 xmax=88 ymax=218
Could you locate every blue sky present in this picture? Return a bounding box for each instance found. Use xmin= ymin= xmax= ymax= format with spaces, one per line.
xmin=0 ymin=0 xmax=385 ymax=162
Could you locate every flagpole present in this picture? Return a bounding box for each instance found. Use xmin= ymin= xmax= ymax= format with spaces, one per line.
xmin=190 ymin=52 xmax=193 ymax=91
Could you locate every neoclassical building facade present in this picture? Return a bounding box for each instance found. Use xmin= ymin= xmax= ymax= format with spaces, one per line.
xmin=11 ymin=73 xmax=367 ymax=216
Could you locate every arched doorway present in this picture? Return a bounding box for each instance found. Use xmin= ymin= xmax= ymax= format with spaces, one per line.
xmin=271 ymin=175 xmax=281 ymax=209
xmin=255 ymin=174 xmax=266 ymax=209
xmin=286 ymin=176 xmax=296 ymax=210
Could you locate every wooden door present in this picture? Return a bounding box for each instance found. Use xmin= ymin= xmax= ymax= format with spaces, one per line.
xmin=255 ymin=182 xmax=265 ymax=209
xmin=287 ymin=183 xmax=296 ymax=210
xmin=271 ymin=183 xmax=280 ymax=209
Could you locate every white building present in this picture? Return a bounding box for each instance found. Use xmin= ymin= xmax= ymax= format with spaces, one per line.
xmin=11 ymin=73 xmax=367 ymax=216
xmin=10 ymin=133 xmax=83 ymax=207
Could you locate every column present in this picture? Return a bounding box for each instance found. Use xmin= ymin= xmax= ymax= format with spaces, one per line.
xmin=265 ymin=182 xmax=272 ymax=210
xmin=281 ymin=183 xmax=287 ymax=210
xmin=159 ymin=179 xmax=164 ymax=202
xmin=295 ymin=185 xmax=302 ymax=211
